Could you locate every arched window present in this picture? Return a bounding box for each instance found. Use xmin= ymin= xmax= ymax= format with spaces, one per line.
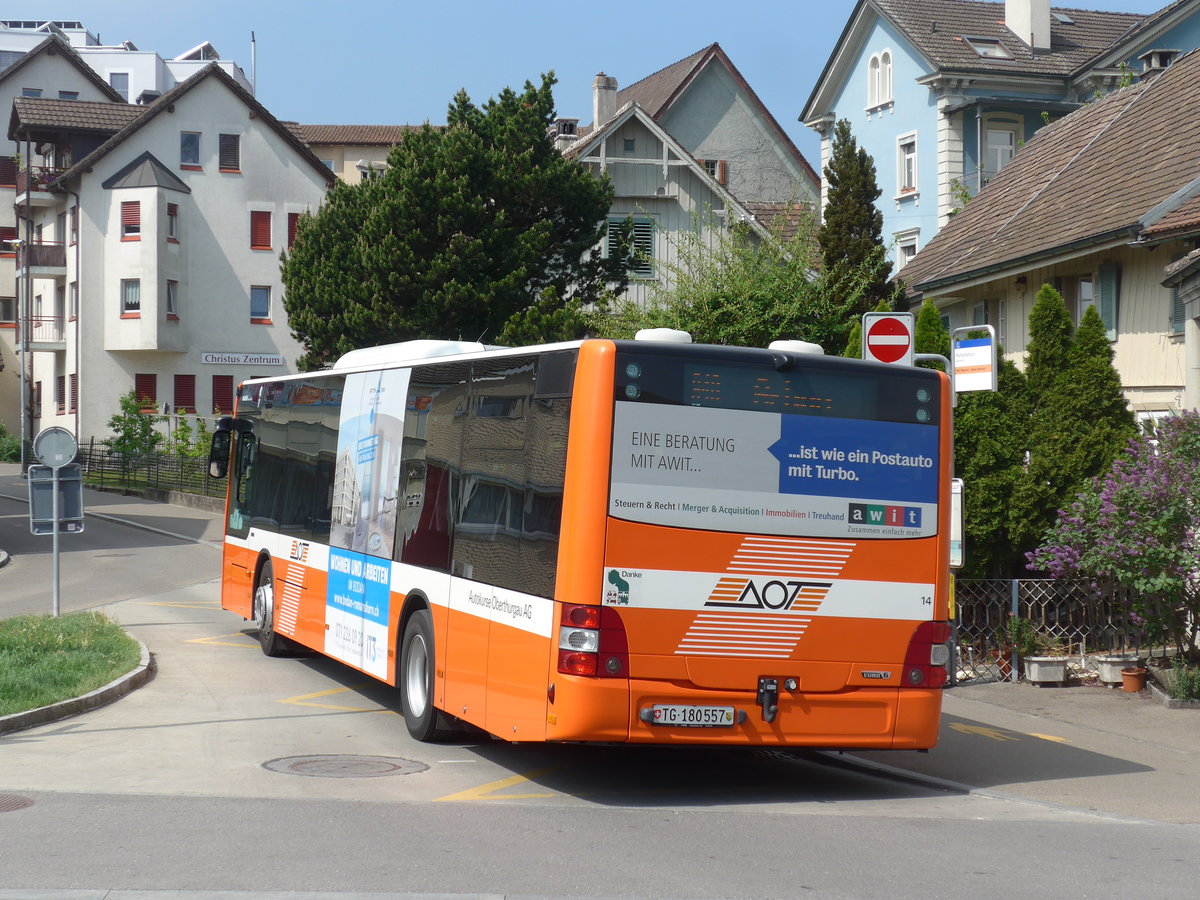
xmin=867 ymin=52 xmax=894 ymax=109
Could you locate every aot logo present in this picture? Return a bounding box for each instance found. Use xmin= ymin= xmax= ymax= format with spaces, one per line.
xmin=848 ymin=502 xmax=923 ymax=528
xmin=289 ymin=540 xmax=310 ymax=562
xmin=705 ymin=579 xmax=832 ymax=611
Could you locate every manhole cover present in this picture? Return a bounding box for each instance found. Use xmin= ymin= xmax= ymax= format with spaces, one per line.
xmin=0 ymin=795 xmax=33 ymax=813
xmin=262 ymin=754 xmax=428 ymax=778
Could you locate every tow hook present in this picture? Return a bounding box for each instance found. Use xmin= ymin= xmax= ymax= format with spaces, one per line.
xmin=757 ymin=677 xmax=779 ymax=723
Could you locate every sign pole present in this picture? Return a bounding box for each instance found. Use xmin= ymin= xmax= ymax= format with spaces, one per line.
xmin=51 ymin=463 xmax=60 ymax=617
xmin=31 ymin=426 xmax=81 ymax=618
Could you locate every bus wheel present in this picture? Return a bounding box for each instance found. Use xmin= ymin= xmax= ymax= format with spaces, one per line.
xmin=253 ymin=562 xmax=289 ymax=658
xmin=400 ymin=609 xmax=451 ymax=742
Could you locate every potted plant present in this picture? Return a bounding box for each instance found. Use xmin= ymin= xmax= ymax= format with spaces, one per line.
xmin=1024 ymin=640 xmax=1071 ymax=686
xmin=1120 ymin=663 xmax=1149 ymax=692
xmin=1095 ymin=653 xmax=1143 ymax=686
xmin=994 ymin=615 xmax=1039 ymax=681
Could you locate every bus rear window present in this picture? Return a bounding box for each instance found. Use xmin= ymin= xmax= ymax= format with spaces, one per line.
xmin=614 ymin=346 xmax=940 ymax=426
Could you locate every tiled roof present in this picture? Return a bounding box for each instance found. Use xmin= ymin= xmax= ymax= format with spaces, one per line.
xmin=742 ymin=201 xmax=816 ymax=244
xmin=612 ymin=45 xmax=712 ymax=119
xmin=901 ymin=48 xmax=1200 ymax=292
xmin=9 ymin=96 xmax=142 ymax=138
xmin=872 ymin=0 xmax=1145 ymax=76
xmin=294 ymin=124 xmax=421 ymax=145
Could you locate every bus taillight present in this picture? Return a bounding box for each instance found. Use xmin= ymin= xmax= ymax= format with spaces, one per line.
xmin=558 ymin=604 xmax=629 ymax=678
xmin=902 ymin=621 xmax=952 ymax=688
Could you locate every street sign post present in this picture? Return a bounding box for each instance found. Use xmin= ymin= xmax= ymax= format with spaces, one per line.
xmin=29 ymin=426 xmax=83 ymax=617
xmin=951 ymin=325 xmax=999 ymax=393
xmin=862 ymin=311 xmax=916 ymax=366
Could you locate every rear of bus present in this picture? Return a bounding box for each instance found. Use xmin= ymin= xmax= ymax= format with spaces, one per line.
xmin=548 ymin=339 xmax=952 ymax=749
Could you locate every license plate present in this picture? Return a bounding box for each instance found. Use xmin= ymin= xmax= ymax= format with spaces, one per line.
xmin=650 ymin=704 xmax=735 ymax=727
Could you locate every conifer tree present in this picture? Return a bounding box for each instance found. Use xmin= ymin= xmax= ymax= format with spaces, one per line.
xmin=913 ymin=298 xmax=950 ymax=369
xmin=817 ymin=118 xmax=894 ymax=312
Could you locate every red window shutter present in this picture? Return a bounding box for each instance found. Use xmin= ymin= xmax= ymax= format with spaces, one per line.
xmin=0 ymin=156 xmax=16 ymax=187
xmin=70 ymin=206 xmax=79 ymax=243
xmin=287 ymin=212 xmax=299 ymax=248
xmin=167 ymin=202 xmax=178 ymax=216
xmin=219 ymin=133 xmax=240 ymax=171
xmin=121 ymin=201 xmax=140 ymax=226
xmin=70 ymin=373 xmax=78 ymax=412
xmin=250 ymin=210 xmax=271 ymax=249
xmin=717 ymin=160 xmax=728 ymax=185
xmin=56 ymin=375 xmax=66 ymax=414
xmin=134 ymin=373 xmax=157 ymax=410
xmin=212 ymin=375 xmax=234 ymax=414
xmin=174 ymin=374 xmax=196 ymax=413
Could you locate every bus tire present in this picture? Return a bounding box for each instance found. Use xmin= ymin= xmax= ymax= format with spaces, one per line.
xmin=400 ymin=609 xmax=451 ymax=742
xmin=253 ymin=561 xmax=290 ymax=658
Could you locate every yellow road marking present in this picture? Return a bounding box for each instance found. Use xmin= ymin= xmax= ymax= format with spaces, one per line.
xmin=1028 ymin=733 xmax=1070 ymax=743
xmin=435 ymin=769 xmax=558 ymax=802
xmin=186 ymin=632 xmax=259 ymax=648
xmin=276 ymin=686 xmax=393 ymax=714
xmin=949 ymin=723 xmax=1068 ymax=744
xmin=948 ymin=723 xmax=1021 ymax=742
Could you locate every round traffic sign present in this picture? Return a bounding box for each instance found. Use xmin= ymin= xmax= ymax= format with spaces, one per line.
xmin=866 ymin=316 xmax=913 ymax=364
xmin=32 ymin=426 xmax=78 ymax=468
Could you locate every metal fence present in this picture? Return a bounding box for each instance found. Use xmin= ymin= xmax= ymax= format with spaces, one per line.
xmin=954 ymin=578 xmax=1153 ymax=684
xmin=79 ymin=443 xmax=227 ymax=500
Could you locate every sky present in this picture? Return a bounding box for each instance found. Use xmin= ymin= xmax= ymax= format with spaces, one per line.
xmin=30 ymin=0 xmax=1171 ymax=168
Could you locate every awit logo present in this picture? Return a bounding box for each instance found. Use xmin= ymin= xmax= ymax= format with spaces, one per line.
xmin=848 ymin=503 xmax=922 ymax=528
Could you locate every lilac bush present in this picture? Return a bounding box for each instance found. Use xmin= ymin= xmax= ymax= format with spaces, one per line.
xmin=1028 ymin=410 xmax=1200 ymax=660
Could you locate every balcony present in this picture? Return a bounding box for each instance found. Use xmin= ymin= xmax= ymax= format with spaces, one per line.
xmin=17 ymin=241 xmax=67 ymax=280
xmin=15 ymin=166 xmax=64 ymax=207
xmin=26 ymin=315 xmax=67 ymax=352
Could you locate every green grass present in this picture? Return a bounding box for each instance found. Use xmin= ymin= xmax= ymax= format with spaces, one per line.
xmin=0 ymin=612 xmax=141 ymax=716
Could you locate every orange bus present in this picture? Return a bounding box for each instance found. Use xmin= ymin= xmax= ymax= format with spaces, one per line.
xmin=209 ymin=334 xmax=954 ymax=747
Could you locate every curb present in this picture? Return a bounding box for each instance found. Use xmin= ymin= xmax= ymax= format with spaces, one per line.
xmin=0 ymin=548 xmax=8 ymax=569
xmin=0 ymin=635 xmax=156 ymax=736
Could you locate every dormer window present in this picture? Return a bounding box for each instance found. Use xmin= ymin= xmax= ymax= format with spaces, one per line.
xmin=964 ymin=37 xmax=1013 ymax=59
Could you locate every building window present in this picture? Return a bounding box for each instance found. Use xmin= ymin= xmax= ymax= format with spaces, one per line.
xmin=69 ymin=374 xmax=77 ymax=413
xmin=1077 ymin=275 xmax=1095 ymax=324
xmin=134 ymin=374 xmax=157 ymax=411
xmin=972 ymin=300 xmax=988 ymax=326
xmin=898 ymin=133 xmax=918 ymax=193
xmin=121 ymin=278 xmax=141 ymax=317
xmin=998 ymin=298 xmax=1008 ymax=347
xmin=218 ymin=133 xmax=241 ymax=172
xmin=58 ymin=90 xmax=79 ymax=101
xmin=180 ymin=132 xmax=201 ymax=169
xmin=0 ymin=296 xmax=14 ymax=325
xmin=984 ymin=125 xmax=1019 ymax=180
xmin=167 ymin=202 xmax=179 ymax=241
xmin=56 ymin=375 xmax=66 ymax=415
xmin=120 ymin=201 xmax=141 ymax=240
xmin=320 ymin=159 xmax=335 ymax=170
xmin=0 ymin=225 xmax=15 ymax=254
xmin=70 ymin=206 xmax=78 ymax=244
xmin=56 ymin=211 xmax=66 ymax=243
xmin=867 ymin=51 xmax=893 ymax=108
xmin=69 ymin=282 xmax=77 ymax=319
xmin=166 ymin=279 xmax=179 ymax=318
xmin=109 ymin=72 xmax=130 ymax=101
xmin=0 ymin=158 xmax=15 ymax=188
xmin=623 ymin=138 xmax=635 ymax=153
xmin=34 ymin=381 xmax=42 ymax=417
xmin=21 ymin=87 xmax=41 ymax=98
xmin=608 ymin=216 xmax=655 ymax=279
xmin=174 ymin=374 xmax=196 ymax=414
xmin=895 ymin=230 xmax=919 ymax=270
xmin=700 ymin=159 xmax=728 ymax=185
xmin=1097 ymin=261 xmax=1120 ymax=341
xmin=212 ymin=375 xmax=235 ymax=414
xmin=287 ymin=212 xmax=300 ymax=248
xmin=250 ymin=210 xmax=272 ymax=249
xmin=964 ymin=37 xmax=1013 ymax=59
xmin=250 ymin=285 xmax=271 ymax=322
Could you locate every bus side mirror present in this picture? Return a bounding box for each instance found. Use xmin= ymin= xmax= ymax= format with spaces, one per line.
xmin=209 ymin=430 xmax=231 ymax=479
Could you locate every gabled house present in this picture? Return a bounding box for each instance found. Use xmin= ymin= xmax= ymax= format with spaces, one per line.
xmin=563 ymin=102 xmax=770 ymax=306
xmin=294 ymin=125 xmax=419 ymax=184
xmin=6 ymin=51 xmax=334 ymax=442
xmin=802 ymin=0 xmax=1200 ymax=273
xmin=896 ymin=45 xmax=1200 ymax=422
xmin=559 ymin=44 xmax=819 ymax=304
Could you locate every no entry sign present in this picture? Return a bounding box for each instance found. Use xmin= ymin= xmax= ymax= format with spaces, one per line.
xmin=862 ymin=312 xmax=915 ymax=366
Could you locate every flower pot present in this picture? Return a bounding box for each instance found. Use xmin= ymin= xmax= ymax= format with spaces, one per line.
xmin=1025 ymin=656 xmax=1069 ymax=686
xmin=1121 ymin=667 xmax=1148 ymax=693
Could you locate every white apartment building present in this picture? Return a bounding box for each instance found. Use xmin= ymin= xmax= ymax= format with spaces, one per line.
xmin=4 ymin=35 xmax=333 ymax=444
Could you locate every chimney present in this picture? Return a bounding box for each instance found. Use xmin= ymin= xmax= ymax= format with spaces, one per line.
xmin=1006 ymin=0 xmax=1051 ymax=51
xmin=593 ymin=73 xmax=618 ymax=126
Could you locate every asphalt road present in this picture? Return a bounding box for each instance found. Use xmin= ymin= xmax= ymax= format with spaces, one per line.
xmin=1 ymin=468 xmax=1198 ymax=898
